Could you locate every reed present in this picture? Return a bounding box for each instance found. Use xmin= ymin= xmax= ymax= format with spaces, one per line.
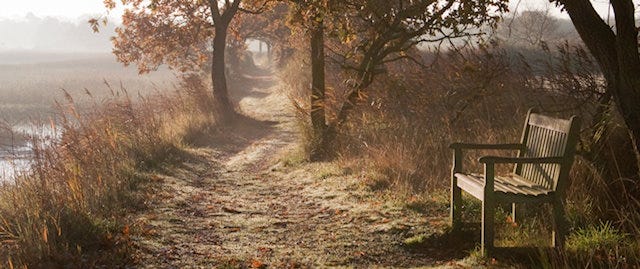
xmin=0 ymin=74 xmax=218 ymax=268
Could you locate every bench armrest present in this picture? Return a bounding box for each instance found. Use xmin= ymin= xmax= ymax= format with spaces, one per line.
xmin=449 ymin=142 xmax=524 ymax=150
xmin=479 ymin=156 xmax=564 ymax=164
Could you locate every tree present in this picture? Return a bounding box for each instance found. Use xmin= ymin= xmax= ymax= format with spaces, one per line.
xmin=321 ymin=0 xmax=509 ymax=142
xmin=286 ymin=0 xmax=331 ymax=160
xmin=98 ymin=0 xmax=263 ymax=122
xmin=553 ymin=0 xmax=640 ymax=171
xmin=284 ymin=0 xmax=508 ymax=159
xmin=499 ymin=9 xmax=562 ymax=47
xmin=209 ymin=0 xmax=242 ymax=120
xmin=309 ymin=12 xmax=327 ymax=160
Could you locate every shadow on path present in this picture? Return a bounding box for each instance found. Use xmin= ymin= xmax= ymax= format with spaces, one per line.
xmin=230 ymin=67 xmax=278 ymax=101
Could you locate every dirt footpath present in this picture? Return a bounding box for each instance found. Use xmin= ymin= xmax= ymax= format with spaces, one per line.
xmin=131 ymin=73 xmax=468 ymax=268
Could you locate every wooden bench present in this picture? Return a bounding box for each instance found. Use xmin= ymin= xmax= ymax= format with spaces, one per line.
xmin=449 ymin=108 xmax=580 ymax=254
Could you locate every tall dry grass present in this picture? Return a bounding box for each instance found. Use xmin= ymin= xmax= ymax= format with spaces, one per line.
xmin=0 ymin=74 xmax=218 ymax=268
xmin=329 ymin=45 xmax=533 ymax=194
xmin=361 ymin=45 xmax=640 ymax=266
xmin=281 ymin=40 xmax=640 ymax=266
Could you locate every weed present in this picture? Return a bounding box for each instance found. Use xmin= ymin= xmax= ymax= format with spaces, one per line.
xmin=566 ymin=222 xmax=632 ymax=257
xmin=404 ymin=234 xmax=428 ymax=247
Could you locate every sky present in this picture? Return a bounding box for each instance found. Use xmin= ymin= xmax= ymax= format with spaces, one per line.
xmin=0 ymin=0 xmax=615 ymax=21
xmin=0 ymin=0 xmax=122 ymax=21
xmin=509 ymin=0 xmax=612 ymax=19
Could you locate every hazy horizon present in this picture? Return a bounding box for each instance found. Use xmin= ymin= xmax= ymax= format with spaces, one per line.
xmin=0 ymin=0 xmax=121 ymax=22
xmin=0 ymin=13 xmax=115 ymax=55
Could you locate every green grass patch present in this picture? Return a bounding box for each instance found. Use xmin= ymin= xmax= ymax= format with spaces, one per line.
xmin=566 ymin=222 xmax=631 ymax=255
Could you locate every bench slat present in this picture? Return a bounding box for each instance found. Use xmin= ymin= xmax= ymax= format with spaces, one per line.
xmin=521 ymin=125 xmax=568 ymax=189
xmin=496 ymin=174 xmax=535 ymax=188
xmin=529 ymin=113 xmax=572 ymax=133
xmin=455 ymin=173 xmax=552 ymax=197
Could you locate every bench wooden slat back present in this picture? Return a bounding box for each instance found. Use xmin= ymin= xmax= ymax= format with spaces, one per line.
xmin=514 ymin=109 xmax=580 ymax=192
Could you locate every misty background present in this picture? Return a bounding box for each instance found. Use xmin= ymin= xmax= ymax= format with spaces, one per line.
xmin=0 ymin=14 xmax=115 ymax=63
xmin=0 ymin=13 xmax=174 ymax=125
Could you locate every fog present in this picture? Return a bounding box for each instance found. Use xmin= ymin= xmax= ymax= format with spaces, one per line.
xmin=0 ymin=13 xmax=115 ymax=53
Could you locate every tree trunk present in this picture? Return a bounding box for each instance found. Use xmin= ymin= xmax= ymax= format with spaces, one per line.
xmin=611 ymin=0 xmax=640 ymax=171
xmin=613 ymin=75 xmax=640 ymax=172
xmin=560 ymin=0 xmax=640 ymax=172
xmin=310 ymin=20 xmax=327 ymax=160
xmin=212 ymin=23 xmax=235 ymax=122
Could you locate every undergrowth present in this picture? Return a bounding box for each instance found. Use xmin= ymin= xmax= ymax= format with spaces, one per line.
xmin=281 ymin=39 xmax=640 ymax=267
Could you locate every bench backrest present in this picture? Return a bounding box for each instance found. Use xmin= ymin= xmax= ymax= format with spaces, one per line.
xmin=514 ymin=109 xmax=580 ymax=194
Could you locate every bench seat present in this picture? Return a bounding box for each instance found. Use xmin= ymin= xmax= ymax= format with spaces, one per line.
xmin=455 ymin=173 xmax=554 ymax=202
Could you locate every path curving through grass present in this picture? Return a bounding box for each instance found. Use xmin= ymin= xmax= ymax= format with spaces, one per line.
xmin=131 ymin=70 xmax=469 ymax=268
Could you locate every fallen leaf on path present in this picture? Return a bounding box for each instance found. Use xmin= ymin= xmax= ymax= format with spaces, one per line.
xmin=257 ymin=247 xmax=273 ymax=254
xmin=251 ymin=259 xmax=265 ymax=268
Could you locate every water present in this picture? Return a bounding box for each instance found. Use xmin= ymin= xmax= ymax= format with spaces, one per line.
xmin=0 ymin=124 xmax=57 ymax=182
xmin=0 ymin=154 xmax=30 ymax=182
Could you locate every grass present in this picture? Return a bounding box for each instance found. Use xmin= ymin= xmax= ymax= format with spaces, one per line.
xmin=566 ymin=222 xmax=630 ymax=255
xmin=404 ymin=234 xmax=428 ymax=247
xmin=0 ymin=69 xmax=218 ymax=267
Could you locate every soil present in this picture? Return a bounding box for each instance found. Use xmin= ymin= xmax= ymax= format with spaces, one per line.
xmin=130 ymin=70 xmax=478 ymax=268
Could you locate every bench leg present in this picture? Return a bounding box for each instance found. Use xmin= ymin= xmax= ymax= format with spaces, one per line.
xmin=552 ymin=199 xmax=567 ymax=248
xmin=511 ymin=203 xmax=517 ymax=224
xmin=481 ymin=196 xmax=495 ymax=255
xmin=450 ymin=179 xmax=462 ymax=231
xmin=451 ymin=149 xmax=462 ymax=231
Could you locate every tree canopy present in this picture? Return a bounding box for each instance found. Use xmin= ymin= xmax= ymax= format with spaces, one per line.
xmin=98 ymin=0 xmax=510 ymax=155
xmin=99 ymin=0 xmax=271 ymax=120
